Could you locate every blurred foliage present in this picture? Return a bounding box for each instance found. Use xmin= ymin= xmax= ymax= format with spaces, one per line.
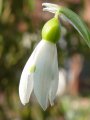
xmin=0 ymin=0 xmax=90 ymax=120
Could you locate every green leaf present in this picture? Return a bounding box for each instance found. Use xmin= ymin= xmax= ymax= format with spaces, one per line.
xmin=59 ymin=7 xmax=90 ymax=48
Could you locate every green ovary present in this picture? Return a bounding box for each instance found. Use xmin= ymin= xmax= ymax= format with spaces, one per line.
xmin=42 ymin=17 xmax=61 ymax=43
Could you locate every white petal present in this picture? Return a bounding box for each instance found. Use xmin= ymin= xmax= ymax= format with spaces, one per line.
xmin=19 ymin=41 xmax=41 ymax=105
xmin=56 ymin=69 xmax=66 ymax=96
xmin=49 ymin=47 xmax=59 ymax=106
xmin=33 ymin=40 xmax=57 ymax=110
xmin=19 ymin=72 xmax=34 ymax=105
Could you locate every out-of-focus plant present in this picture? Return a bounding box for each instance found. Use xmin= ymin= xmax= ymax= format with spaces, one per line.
xmin=0 ymin=0 xmax=3 ymax=16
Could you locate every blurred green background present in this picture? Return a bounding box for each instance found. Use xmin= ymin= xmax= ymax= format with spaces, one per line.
xmin=0 ymin=0 xmax=90 ymax=120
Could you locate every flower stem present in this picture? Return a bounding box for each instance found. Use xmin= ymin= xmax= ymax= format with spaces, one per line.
xmin=54 ymin=9 xmax=60 ymax=18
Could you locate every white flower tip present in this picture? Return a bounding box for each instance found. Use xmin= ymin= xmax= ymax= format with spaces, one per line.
xmin=19 ymin=92 xmax=29 ymax=105
xmin=36 ymin=98 xmax=48 ymax=111
xmin=42 ymin=106 xmax=47 ymax=111
xmin=36 ymin=99 xmax=48 ymax=111
xmin=50 ymin=101 xmax=54 ymax=106
xmin=19 ymin=79 xmax=31 ymax=106
xmin=20 ymin=100 xmax=27 ymax=106
xmin=40 ymin=100 xmax=54 ymax=110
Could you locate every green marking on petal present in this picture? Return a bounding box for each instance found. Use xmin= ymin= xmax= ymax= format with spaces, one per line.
xmin=29 ymin=65 xmax=36 ymax=73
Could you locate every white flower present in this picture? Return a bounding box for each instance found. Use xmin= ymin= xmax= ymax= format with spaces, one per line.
xmin=19 ymin=40 xmax=59 ymax=110
xmin=19 ymin=3 xmax=61 ymax=110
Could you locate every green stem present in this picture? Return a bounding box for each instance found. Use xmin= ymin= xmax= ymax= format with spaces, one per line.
xmin=54 ymin=9 xmax=60 ymax=18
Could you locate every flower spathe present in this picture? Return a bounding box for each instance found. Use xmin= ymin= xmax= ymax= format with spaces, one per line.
xmin=19 ymin=40 xmax=59 ymax=110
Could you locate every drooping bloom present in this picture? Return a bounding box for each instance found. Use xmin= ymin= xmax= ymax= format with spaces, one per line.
xmin=19 ymin=5 xmax=61 ymax=110
xmin=19 ymin=2 xmax=90 ymax=110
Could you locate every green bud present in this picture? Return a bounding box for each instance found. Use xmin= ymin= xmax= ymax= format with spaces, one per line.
xmin=42 ymin=17 xmax=61 ymax=43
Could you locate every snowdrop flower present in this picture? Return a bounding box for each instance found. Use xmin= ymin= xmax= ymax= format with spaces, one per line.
xmin=19 ymin=2 xmax=90 ymax=110
xmin=19 ymin=11 xmax=61 ymax=110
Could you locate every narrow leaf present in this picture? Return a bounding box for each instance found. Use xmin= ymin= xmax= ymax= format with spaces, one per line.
xmin=59 ymin=7 xmax=90 ymax=47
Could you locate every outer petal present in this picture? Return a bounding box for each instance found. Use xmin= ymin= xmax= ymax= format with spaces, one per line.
xmin=33 ymin=40 xmax=57 ymax=110
xmin=49 ymin=46 xmax=59 ymax=105
xmin=19 ymin=41 xmax=41 ymax=105
xmin=56 ymin=69 xmax=66 ymax=96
